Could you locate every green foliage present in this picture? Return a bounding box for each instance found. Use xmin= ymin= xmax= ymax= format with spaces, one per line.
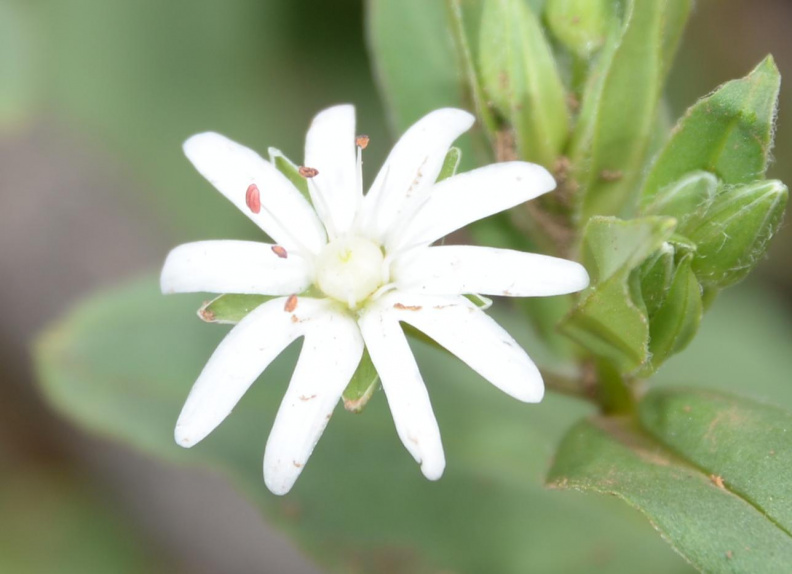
xmin=576 ymin=0 xmax=688 ymax=220
xmin=549 ymin=388 xmax=792 ymax=572
xmin=478 ymin=0 xmax=570 ymax=167
xmin=560 ymin=216 xmax=675 ymax=373
xmin=641 ymin=57 xmax=781 ymax=206
xmin=35 ymin=278 xmax=695 ymax=574
xmin=269 ymin=148 xmax=311 ymax=202
xmin=544 ymin=0 xmax=610 ymax=58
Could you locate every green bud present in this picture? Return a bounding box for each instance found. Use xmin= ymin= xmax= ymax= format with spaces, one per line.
xmin=688 ymin=180 xmax=788 ymax=288
xmin=644 ymin=254 xmax=703 ymax=374
xmin=478 ymin=0 xmax=570 ymax=166
xmin=544 ymin=0 xmax=610 ymax=58
xmin=642 ymin=171 xmax=718 ymax=230
xmin=639 ymin=242 xmax=674 ymax=319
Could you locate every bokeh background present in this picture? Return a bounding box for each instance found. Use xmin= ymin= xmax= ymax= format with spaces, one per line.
xmin=1 ymin=0 xmax=790 ymax=572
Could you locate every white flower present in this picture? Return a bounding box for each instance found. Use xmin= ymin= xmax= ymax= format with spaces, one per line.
xmin=161 ymin=105 xmax=589 ymax=495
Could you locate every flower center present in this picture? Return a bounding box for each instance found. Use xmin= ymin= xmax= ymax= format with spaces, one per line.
xmin=315 ymin=236 xmax=386 ymax=308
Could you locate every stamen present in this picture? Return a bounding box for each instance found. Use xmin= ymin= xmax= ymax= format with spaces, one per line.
xmin=271 ymin=245 xmax=288 ymax=259
xmin=284 ymin=294 xmax=298 ymax=313
xmin=355 ymin=135 xmax=370 ymax=149
xmin=245 ymin=183 xmax=261 ymax=214
xmin=298 ymin=166 xmax=319 ymax=178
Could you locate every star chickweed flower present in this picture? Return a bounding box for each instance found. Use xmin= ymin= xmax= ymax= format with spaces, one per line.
xmin=161 ymin=105 xmax=589 ymax=495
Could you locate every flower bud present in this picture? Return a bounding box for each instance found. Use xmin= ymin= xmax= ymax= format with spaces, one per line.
xmin=688 ymin=180 xmax=788 ymax=288
xmin=642 ymin=171 xmax=718 ymax=231
xmin=544 ymin=0 xmax=610 ymax=58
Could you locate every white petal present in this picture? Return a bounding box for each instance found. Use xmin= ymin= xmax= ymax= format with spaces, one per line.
xmin=174 ymin=297 xmax=332 ymax=448
xmin=357 ymin=303 xmax=445 ymax=480
xmin=357 ymin=108 xmax=474 ymax=241
xmin=263 ymin=309 xmax=363 ymax=495
xmin=392 ymin=245 xmax=589 ymax=297
xmin=160 ymin=240 xmax=312 ymax=295
xmin=304 ymin=105 xmax=358 ymax=236
xmin=184 ymin=132 xmax=327 ymax=255
xmin=383 ymin=292 xmax=544 ymax=402
xmin=387 ymin=162 xmax=556 ymax=252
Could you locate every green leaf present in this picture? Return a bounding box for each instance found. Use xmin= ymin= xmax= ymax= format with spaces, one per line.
xmin=638 ymin=242 xmax=674 ymax=319
xmin=641 ymin=56 xmax=781 ymax=206
xmin=548 ymin=405 xmax=792 ymax=573
xmin=197 ymin=294 xmax=272 ymax=324
xmin=35 ymin=277 xmax=694 ymax=573
xmin=687 ymin=180 xmax=788 ymax=289
xmin=640 ymin=388 xmax=792 ymax=535
xmin=578 ymin=0 xmax=678 ymax=220
xmin=560 ymin=216 xmax=675 ymax=372
xmin=644 ymin=254 xmax=703 ymax=373
xmin=478 ymin=0 xmax=570 ymax=166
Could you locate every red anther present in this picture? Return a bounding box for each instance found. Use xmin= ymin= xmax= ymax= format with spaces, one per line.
xmin=355 ymin=135 xmax=370 ymax=149
xmin=245 ymin=183 xmax=261 ymax=213
xmin=298 ymin=166 xmax=319 ymax=178
xmin=271 ymin=245 xmax=288 ymax=259
xmin=284 ymin=294 xmax=298 ymax=312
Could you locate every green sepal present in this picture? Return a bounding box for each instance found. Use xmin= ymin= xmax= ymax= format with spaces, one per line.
xmin=641 ymin=171 xmax=718 ymax=230
xmin=437 ymin=146 xmax=462 ymax=182
xmin=642 ymin=254 xmax=703 ymax=375
xmin=341 ymin=349 xmax=380 ymax=414
xmin=269 ymin=147 xmax=311 ymax=202
xmin=559 ymin=216 xmax=675 ymax=373
xmin=478 ymin=0 xmax=570 ymax=167
xmin=197 ymin=294 xmax=273 ymax=324
xmin=641 ymin=56 xmax=781 ymax=205
xmin=544 ymin=0 xmax=610 ymax=58
xmin=687 ymin=180 xmax=788 ymax=289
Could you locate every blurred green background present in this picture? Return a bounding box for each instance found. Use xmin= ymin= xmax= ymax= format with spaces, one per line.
xmin=1 ymin=0 xmax=790 ymax=572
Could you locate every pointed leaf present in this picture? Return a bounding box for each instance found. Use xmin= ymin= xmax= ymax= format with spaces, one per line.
xmin=642 ymin=57 xmax=781 ymax=205
xmin=341 ymin=349 xmax=379 ymax=414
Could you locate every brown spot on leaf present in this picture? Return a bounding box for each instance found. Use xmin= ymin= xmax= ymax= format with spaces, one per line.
xmin=271 ymin=245 xmax=288 ymax=259
xmin=245 ymin=183 xmax=261 ymax=213
xmin=198 ymin=307 xmax=216 ymax=322
xmin=298 ymin=166 xmax=319 ymax=178
xmin=355 ymin=134 xmax=370 ymax=149
xmin=710 ymin=474 xmax=725 ymax=489
xmin=726 ymin=551 xmax=734 ymax=560
xmin=284 ymin=294 xmax=298 ymax=313
xmin=599 ymin=170 xmax=623 ymax=182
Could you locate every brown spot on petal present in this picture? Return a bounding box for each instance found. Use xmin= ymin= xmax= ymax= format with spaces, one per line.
xmin=394 ymin=303 xmax=422 ymax=311
xmin=290 ymin=314 xmax=299 ymax=323
xmin=284 ymin=295 xmax=298 ymax=313
xmin=299 ymin=394 xmax=317 ymax=402
xmin=298 ymin=166 xmax=319 ymax=178
xmin=245 ymin=183 xmax=261 ymax=213
xmin=355 ymin=134 xmax=370 ymax=149
xmin=271 ymin=245 xmax=288 ymax=259
xmin=292 ymin=461 xmax=304 ymax=468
